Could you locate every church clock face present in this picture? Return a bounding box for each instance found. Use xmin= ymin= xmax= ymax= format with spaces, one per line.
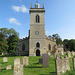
xmin=35 ymin=31 xmax=39 ymax=35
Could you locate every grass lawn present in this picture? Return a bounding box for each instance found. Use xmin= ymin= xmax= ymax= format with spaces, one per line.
xmin=0 ymin=55 xmax=75 ymax=75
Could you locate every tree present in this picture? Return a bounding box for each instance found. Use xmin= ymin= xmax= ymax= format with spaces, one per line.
xmin=0 ymin=28 xmax=8 ymax=54
xmin=7 ymin=35 xmax=19 ymax=54
xmin=0 ymin=28 xmax=19 ymax=55
xmin=63 ymin=39 xmax=75 ymax=52
xmin=52 ymin=34 xmax=63 ymax=45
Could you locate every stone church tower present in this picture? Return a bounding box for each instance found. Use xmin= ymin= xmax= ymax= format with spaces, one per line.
xmin=16 ymin=3 xmax=64 ymax=56
xmin=29 ymin=3 xmax=46 ymax=56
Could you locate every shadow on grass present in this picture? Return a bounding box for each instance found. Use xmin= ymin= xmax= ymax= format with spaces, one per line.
xmin=0 ymin=69 xmax=6 ymax=71
xmin=40 ymin=72 xmax=57 ymax=75
xmin=33 ymin=62 xmax=39 ymax=64
xmin=0 ymin=55 xmax=27 ymax=57
xmin=25 ymin=66 xmax=42 ymax=68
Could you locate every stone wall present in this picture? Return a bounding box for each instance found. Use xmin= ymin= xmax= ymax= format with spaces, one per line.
xmin=16 ymin=38 xmax=29 ymax=56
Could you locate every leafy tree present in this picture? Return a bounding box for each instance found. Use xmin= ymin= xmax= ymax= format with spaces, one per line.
xmin=7 ymin=35 xmax=19 ymax=54
xmin=0 ymin=28 xmax=19 ymax=55
xmin=52 ymin=34 xmax=63 ymax=45
xmin=0 ymin=28 xmax=8 ymax=54
xmin=63 ymin=39 xmax=75 ymax=51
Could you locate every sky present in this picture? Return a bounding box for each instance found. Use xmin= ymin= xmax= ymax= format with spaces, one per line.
xmin=0 ymin=0 xmax=75 ymax=40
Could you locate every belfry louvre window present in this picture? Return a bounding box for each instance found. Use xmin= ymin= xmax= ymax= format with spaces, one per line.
xmin=36 ymin=15 xmax=40 ymax=23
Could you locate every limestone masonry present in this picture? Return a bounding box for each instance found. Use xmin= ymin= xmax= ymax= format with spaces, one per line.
xmin=16 ymin=3 xmax=63 ymax=56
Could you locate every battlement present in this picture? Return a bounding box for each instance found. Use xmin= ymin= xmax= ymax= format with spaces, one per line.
xmin=57 ymin=44 xmax=63 ymax=48
xmin=46 ymin=36 xmax=56 ymax=42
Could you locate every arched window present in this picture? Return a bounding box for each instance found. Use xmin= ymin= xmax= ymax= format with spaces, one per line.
xmin=36 ymin=42 xmax=40 ymax=47
xmin=36 ymin=15 xmax=40 ymax=23
xmin=22 ymin=44 xmax=25 ymax=51
xmin=49 ymin=44 xmax=51 ymax=50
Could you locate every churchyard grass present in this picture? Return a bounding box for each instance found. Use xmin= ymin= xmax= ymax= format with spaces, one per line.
xmin=0 ymin=55 xmax=75 ymax=75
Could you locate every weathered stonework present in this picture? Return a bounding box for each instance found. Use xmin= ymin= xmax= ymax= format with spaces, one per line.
xmin=42 ymin=54 xmax=49 ymax=67
xmin=67 ymin=51 xmax=71 ymax=58
xmin=71 ymin=51 xmax=75 ymax=56
xmin=55 ymin=57 xmax=70 ymax=75
xmin=73 ymin=57 xmax=75 ymax=70
xmin=16 ymin=3 xmax=64 ymax=56
xmin=3 ymin=57 xmax=8 ymax=63
xmin=22 ymin=56 xmax=29 ymax=66
xmin=6 ymin=65 xmax=12 ymax=70
xmin=13 ymin=58 xmax=23 ymax=75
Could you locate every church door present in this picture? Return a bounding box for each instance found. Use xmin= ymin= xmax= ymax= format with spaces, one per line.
xmin=36 ymin=49 xmax=40 ymax=56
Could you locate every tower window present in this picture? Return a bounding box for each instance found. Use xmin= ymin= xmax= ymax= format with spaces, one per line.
xmin=22 ymin=44 xmax=25 ymax=51
xmin=36 ymin=15 xmax=40 ymax=23
xmin=36 ymin=42 xmax=40 ymax=47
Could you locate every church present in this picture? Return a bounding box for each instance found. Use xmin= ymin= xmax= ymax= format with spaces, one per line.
xmin=16 ymin=3 xmax=63 ymax=56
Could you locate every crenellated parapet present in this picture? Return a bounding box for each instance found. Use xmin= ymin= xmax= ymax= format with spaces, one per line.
xmin=46 ymin=36 xmax=56 ymax=42
xmin=57 ymin=44 xmax=63 ymax=48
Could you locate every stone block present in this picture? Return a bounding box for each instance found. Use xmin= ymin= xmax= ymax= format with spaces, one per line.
xmin=73 ymin=57 xmax=75 ymax=70
xmin=22 ymin=56 xmax=29 ymax=66
xmin=42 ymin=54 xmax=49 ymax=67
xmin=6 ymin=65 xmax=12 ymax=70
xmin=13 ymin=58 xmax=23 ymax=75
xmin=3 ymin=57 xmax=8 ymax=63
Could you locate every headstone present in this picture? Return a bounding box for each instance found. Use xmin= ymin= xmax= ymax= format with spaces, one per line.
xmin=6 ymin=65 xmax=12 ymax=70
xmin=55 ymin=57 xmax=70 ymax=75
xmin=39 ymin=58 xmax=42 ymax=64
xmin=67 ymin=51 xmax=71 ymax=58
xmin=73 ymin=57 xmax=75 ymax=70
xmin=55 ymin=57 xmax=62 ymax=75
xmin=71 ymin=51 xmax=75 ymax=56
xmin=13 ymin=58 xmax=23 ymax=75
xmin=48 ymin=52 xmax=51 ymax=56
xmin=42 ymin=54 xmax=49 ymax=67
xmin=22 ymin=56 xmax=29 ymax=66
xmin=2 ymin=53 xmax=4 ymax=55
xmin=65 ymin=56 xmax=70 ymax=71
xmin=3 ymin=57 xmax=8 ymax=63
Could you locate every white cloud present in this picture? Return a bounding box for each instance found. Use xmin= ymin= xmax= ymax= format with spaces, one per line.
xmin=9 ymin=18 xmax=21 ymax=26
xmin=12 ymin=5 xmax=28 ymax=13
xmin=21 ymin=36 xmax=26 ymax=39
xmin=46 ymin=30 xmax=49 ymax=35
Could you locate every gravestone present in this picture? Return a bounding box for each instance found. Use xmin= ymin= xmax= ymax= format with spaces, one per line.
xmin=65 ymin=56 xmax=70 ymax=71
xmin=6 ymin=65 xmax=12 ymax=70
xmin=13 ymin=58 xmax=23 ymax=75
xmin=48 ymin=52 xmax=51 ymax=56
xmin=55 ymin=57 xmax=70 ymax=75
xmin=73 ymin=57 xmax=75 ymax=70
xmin=22 ymin=56 xmax=29 ymax=66
xmin=42 ymin=54 xmax=49 ymax=67
xmin=39 ymin=58 xmax=42 ymax=64
xmin=3 ymin=57 xmax=8 ymax=63
xmin=67 ymin=51 xmax=71 ymax=58
xmin=71 ymin=51 xmax=75 ymax=56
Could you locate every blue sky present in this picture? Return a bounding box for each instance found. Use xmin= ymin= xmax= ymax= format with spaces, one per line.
xmin=0 ymin=0 xmax=75 ymax=40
